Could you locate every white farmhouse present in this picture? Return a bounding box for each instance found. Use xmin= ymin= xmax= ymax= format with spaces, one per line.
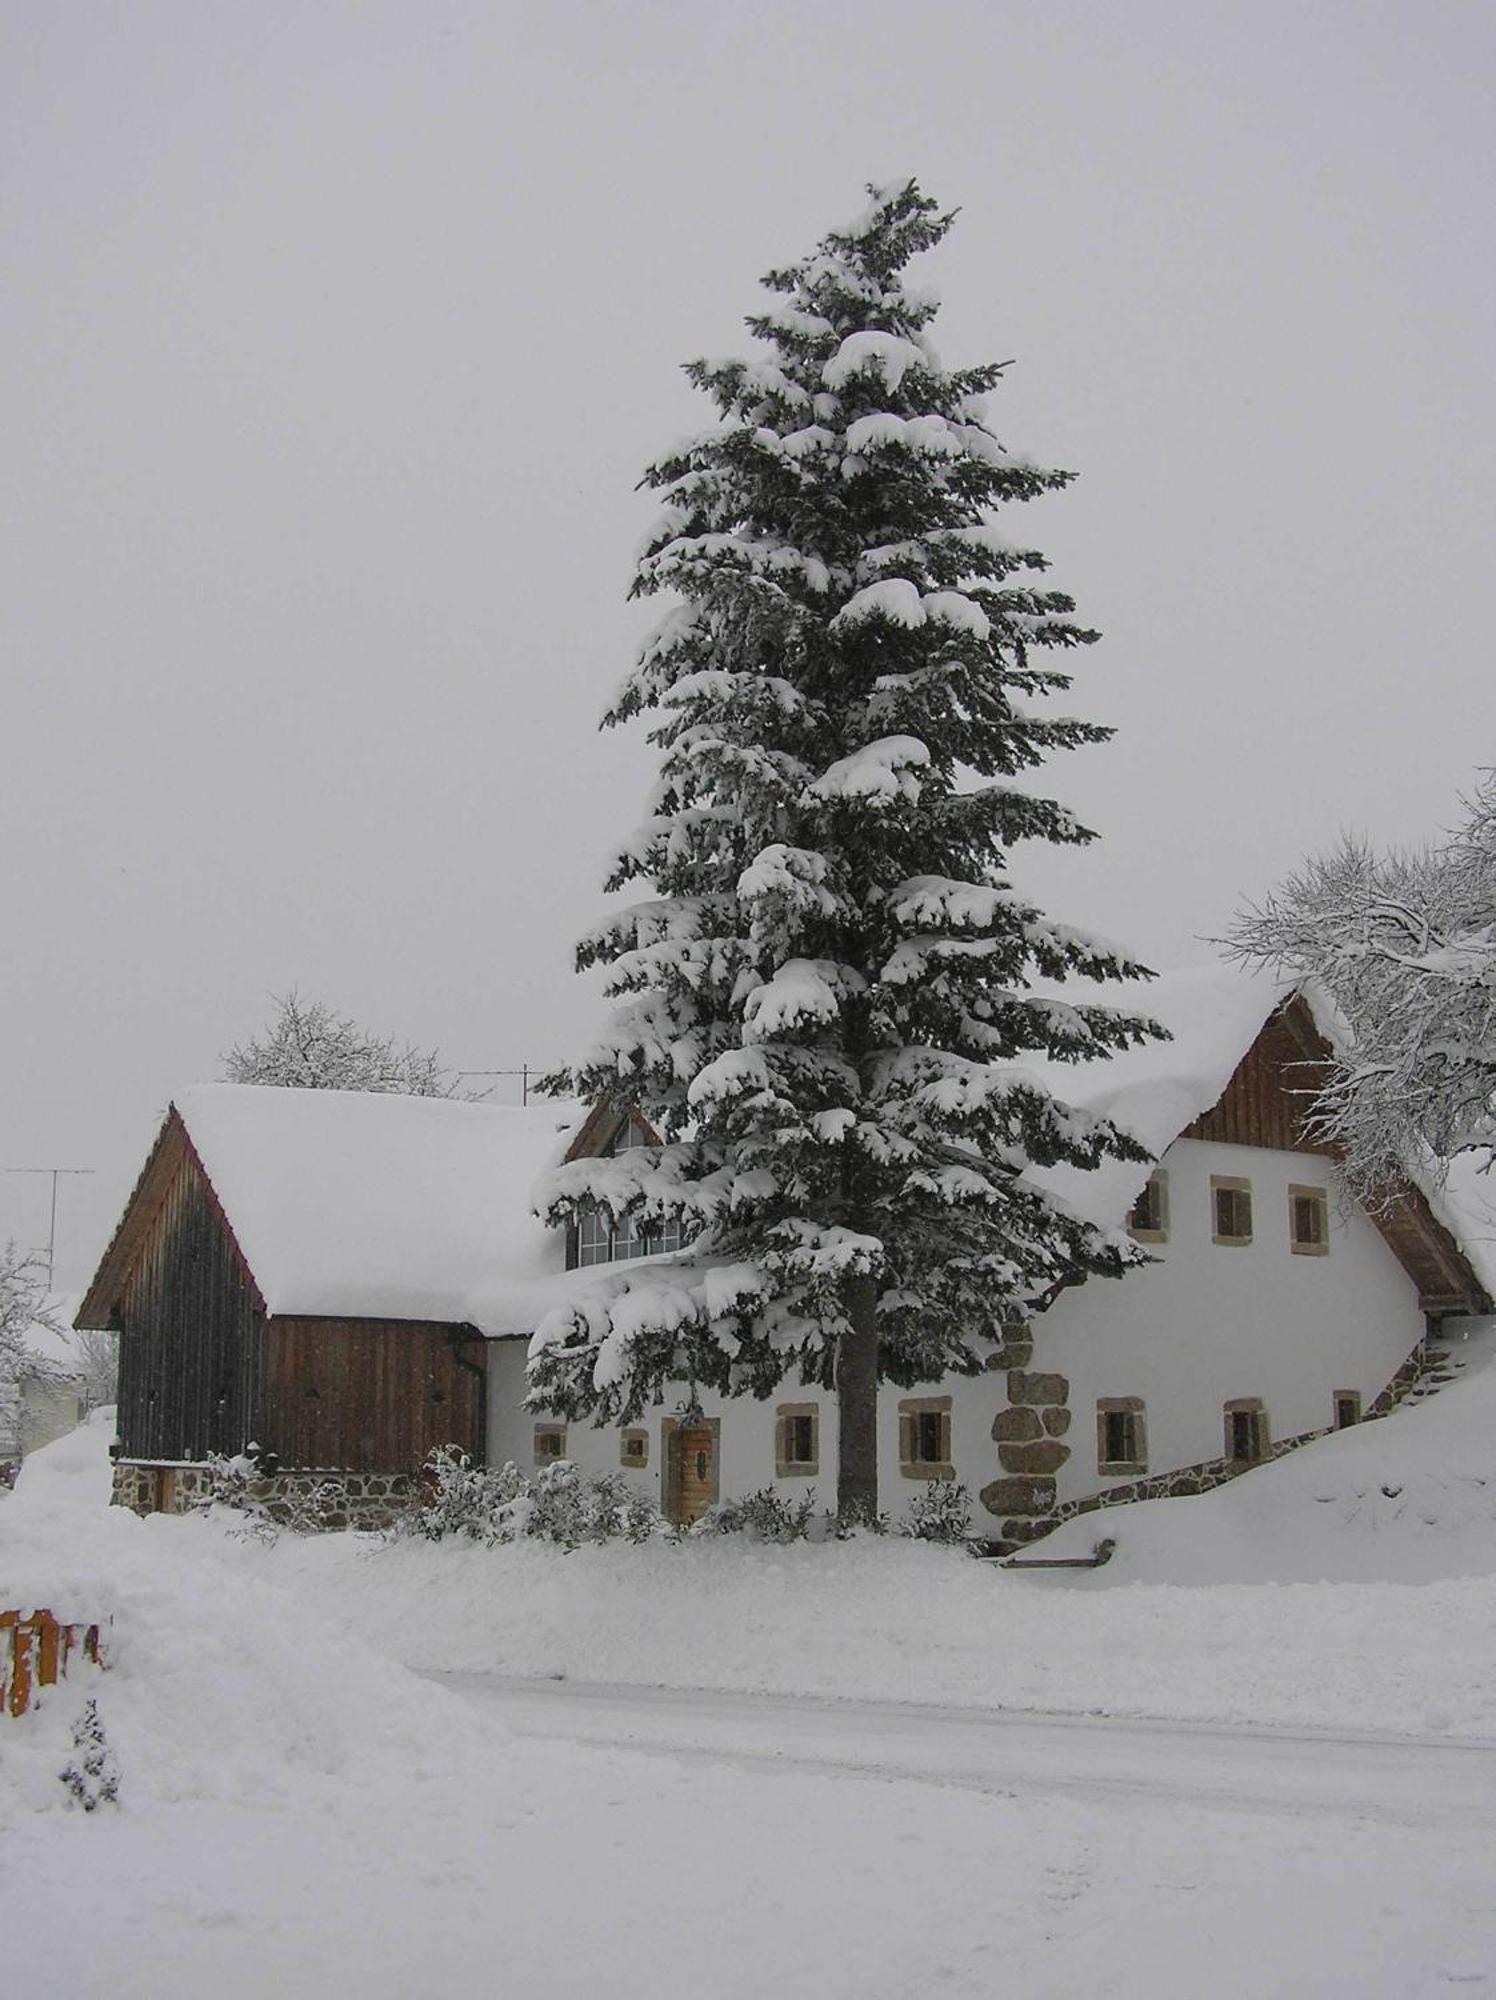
xmin=81 ymin=964 xmax=1492 ymax=1541
xmin=486 ymin=965 xmax=1492 ymax=1540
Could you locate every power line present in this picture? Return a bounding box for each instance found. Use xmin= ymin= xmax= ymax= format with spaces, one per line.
xmin=455 ymin=1066 xmax=549 ymax=1106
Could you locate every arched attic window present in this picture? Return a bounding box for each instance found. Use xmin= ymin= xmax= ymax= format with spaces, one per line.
xmin=572 ymin=1115 xmax=687 ymax=1269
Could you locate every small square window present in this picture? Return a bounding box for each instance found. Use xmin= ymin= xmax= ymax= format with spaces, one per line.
xmin=898 ymin=1398 xmax=952 ymax=1480
xmin=533 ymin=1424 xmax=567 ymax=1464
xmin=1224 ymin=1402 xmax=1268 ymax=1463
xmin=1128 ymin=1173 xmax=1168 ymax=1243
xmin=775 ymin=1403 xmax=819 ymax=1477
xmin=1096 ymin=1398 xmax=1147 ymax=1475
xmin=620 ymin=1428 xmax=649 ymax=1468
xmin=1212 ymin=1177 xmax=1253 ymax=1246
xmin=1334 ymin=1392 xmax=1361 ymax=1430
xmin=1290 ymin=1185 xmax=1330 ymax=1256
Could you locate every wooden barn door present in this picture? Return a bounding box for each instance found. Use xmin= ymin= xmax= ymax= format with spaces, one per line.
xmin=664 ymin=1418 xmax=720 ymax=1526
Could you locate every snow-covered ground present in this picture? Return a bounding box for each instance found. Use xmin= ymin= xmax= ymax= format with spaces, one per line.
xmin=6 ymin=1348 xmax=1496 ymax=1996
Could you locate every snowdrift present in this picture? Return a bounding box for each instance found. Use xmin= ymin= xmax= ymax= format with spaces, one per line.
xmin=1036 ymin=1317 xmax=1496 ymax=1584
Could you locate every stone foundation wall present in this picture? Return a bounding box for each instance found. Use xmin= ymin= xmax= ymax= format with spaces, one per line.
xmin=110 ymin=1461 xmax=414 ymax=1532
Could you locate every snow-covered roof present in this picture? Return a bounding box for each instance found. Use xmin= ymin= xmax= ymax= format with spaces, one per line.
xmin=1025 ymin=961 xmax=1306 ymax=1231
xmin=1424 ymin=1154 xmax=1496 ymax=1302
xmin=169 ymin=1086 xmax=585 ymax=1335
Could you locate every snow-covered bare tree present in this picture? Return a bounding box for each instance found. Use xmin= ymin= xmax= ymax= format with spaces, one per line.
xmin=222 ymin=991 xmax=457 ymax=1097
xmin=1232 ymin=775 xmax=1496 ymax=1196
xmin=532 ymin=180 xmax=1161 ymax=1519
xmin=1 ymin=1242 xmax=64 ymax=1462
xmin=72 ymin=1326 xmax=119 ymax=1411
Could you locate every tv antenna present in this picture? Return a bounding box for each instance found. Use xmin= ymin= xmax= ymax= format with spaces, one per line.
xmin=3 ymin=1167 xmax=95 ymax=1289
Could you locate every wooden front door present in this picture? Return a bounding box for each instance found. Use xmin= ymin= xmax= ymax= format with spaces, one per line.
xmin=665 ymin=1418 xmax=720 ymax=1526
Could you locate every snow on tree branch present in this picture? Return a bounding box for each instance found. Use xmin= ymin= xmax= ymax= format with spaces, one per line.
xmin=221 ymin=991 xmax=459 ymax=1098
xmin=1231 ymin=775 xmax=1496 ymax=1194
xmin=534 ymin=178 xmax=1164 ymax=1515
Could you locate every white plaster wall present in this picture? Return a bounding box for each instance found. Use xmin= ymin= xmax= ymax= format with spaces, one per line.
xmin=486 ymin=1338 xmax=827 ymax=1514
xmin=1032 ymin=1136 xmax=1424 ymax=1508
xmin=486 ymin=1136 xmax=1425 ymax=1526
xmin=19 ymin=1376 xmax=85 ymax=1457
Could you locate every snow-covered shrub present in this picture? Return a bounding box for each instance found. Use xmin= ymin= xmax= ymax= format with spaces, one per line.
xmin=528 ymin=1459 xmax=664 ymax=1548
xmin=402 ymin=1448 xmax=665 ymax=1549
xmin=403 ymin=1448 xmax=530 ymax=1543
xmin=897 ymin=1479 xmax=973 ymax=1545
xmin=59 ymin=1698 xmax=120 ymax=1812
xmin=190 ymin=1450 xmax=341 ymax=1539
xmin=698 ymin=1486 xmax=826 ymax=1544
xmin=190 ymin=1450 xmax=278 ymax=1537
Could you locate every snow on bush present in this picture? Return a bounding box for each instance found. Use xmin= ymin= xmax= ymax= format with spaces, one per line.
xmin=696 ymin=1486 xmax=827 ymax=1543
xmin=401 ymin=1448 xmax=665 ymax=1548
xmin=189 ymin=1448 xmax=342 ymax=1539
xmin=896 ymin=1477 xmax=973 ymax=1545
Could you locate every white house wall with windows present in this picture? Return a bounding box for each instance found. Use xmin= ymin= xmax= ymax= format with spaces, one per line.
xmin=79 ymin=970 xmax=1491 ymax=1539
xmin=486 ymin=965 xmax=1493 ymax=1539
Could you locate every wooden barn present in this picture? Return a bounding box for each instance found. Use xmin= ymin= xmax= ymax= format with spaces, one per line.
xmin=76 ymin=1087 xmax=591 ymax=1524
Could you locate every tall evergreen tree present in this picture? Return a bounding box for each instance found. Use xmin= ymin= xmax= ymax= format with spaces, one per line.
xmin=533 ymin=180 xmax=1162 ymax=1519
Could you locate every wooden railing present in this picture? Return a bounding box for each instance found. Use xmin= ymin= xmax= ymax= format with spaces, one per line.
xmin=1 ymin=1610 xmax=106 ymax=1718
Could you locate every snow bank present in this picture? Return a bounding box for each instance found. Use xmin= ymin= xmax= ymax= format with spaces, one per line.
xmin=1038 ymin=1317 xmax=1496 ymax=1585
xmin=0 ymin=1420 xmax=511 ymax=1832
xmin=213 ymin=1331 xmax=1496 ymax=1740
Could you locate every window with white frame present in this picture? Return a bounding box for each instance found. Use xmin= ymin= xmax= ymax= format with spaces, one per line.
xmin=570 ymin=1115 xmax=688 ymax=1268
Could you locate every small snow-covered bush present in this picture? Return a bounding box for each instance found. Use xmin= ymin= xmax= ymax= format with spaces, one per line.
xmin=402 ymin=1448 xmax=666 ymax=1549
xmin=404 ymin=1448 xmax=530 ymax=1542
xmin=698 ymin=1486 xmax=826 ymax=1544
xmin=191 ymin=1450 xmax=278 ymax=1537
xmin=59 ymin=1699 xmax=120 ymax=1812
xmin=190 ymin=1450 xmax=341 ymax=1539
xmin=897 ymin=1478 xmax=973 ymax=1545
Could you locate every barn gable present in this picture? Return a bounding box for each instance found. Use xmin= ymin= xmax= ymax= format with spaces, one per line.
xmin=1182 ymin=994 xmax=1489 ymax=1318
xmin=76 ymin=1110 xmax=268 ymax=1465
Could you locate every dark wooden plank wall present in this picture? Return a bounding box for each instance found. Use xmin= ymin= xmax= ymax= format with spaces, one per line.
xmin=115 ymin=1159 xmax=266 ymax=1461
xmin=1183 ymin=1012 xmax=1335 ymax=1154
xmin=262 ymin=1319 xmax=486 ymax=1473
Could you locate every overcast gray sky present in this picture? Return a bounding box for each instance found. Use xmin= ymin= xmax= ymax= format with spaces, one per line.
xmin=4 ymin=1 xmax=1492 ymax=1290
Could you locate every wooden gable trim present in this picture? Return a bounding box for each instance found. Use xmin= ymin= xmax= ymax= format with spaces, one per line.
xmin=563 ymin=1098 xmax=663 ymax=1163
xmin=1181 ymin=995 xmax=1335 ymax=1155
xmin=1180 ymin=995 xmax=1490 ymax=1316
xmin=76 ymin=1106 xmax=268 ymax=1330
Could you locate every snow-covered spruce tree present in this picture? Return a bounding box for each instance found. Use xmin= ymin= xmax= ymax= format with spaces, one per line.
xmin=532 ymin=181 xmax=1162 ymax=1520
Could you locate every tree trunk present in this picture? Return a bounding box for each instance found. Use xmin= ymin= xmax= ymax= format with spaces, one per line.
xmin=836 ymin=1272 xmax=880 ymax=1524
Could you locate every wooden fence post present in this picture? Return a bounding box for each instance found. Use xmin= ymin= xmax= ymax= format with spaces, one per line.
xmin=1 ymin=1610 xmax=106 ymax=1718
